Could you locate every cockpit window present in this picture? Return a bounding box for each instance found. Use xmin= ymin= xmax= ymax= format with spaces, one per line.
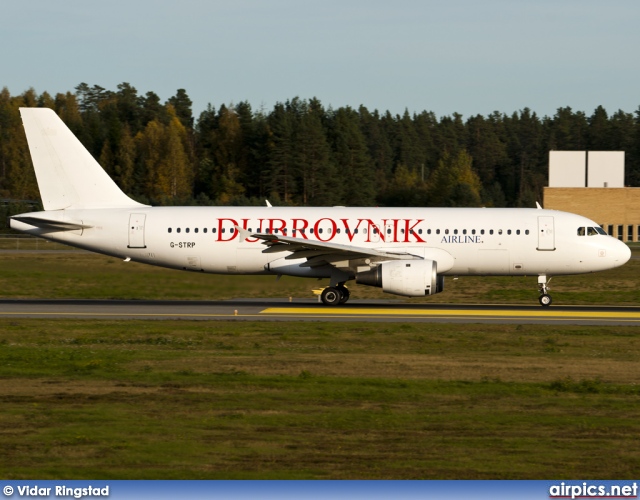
xmin=578 ymin=226 xmax=606 ymax=236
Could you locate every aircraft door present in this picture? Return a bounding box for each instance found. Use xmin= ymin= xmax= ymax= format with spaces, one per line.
xmin=537 ymin=216 xmax=555 ymax=251
xmin=128 ymin=213 xmax=147 ymax=248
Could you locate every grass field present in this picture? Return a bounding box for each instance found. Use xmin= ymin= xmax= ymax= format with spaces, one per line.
xmin=0 ymin=243 xmax=639 ymax=304
xmin=1 ymin=246 xmax=639 ymax=479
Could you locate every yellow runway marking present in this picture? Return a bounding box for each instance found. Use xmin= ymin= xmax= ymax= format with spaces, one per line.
xmin=262 ymin=307 xmax=640 ymax=320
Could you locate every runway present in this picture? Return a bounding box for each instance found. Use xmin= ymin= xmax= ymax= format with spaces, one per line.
xmin=0 ymin=298 xmax=639 ymax=325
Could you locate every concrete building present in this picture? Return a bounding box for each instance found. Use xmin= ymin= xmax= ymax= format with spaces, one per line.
xmin=543 ymin=151 xmax=637 ymax=242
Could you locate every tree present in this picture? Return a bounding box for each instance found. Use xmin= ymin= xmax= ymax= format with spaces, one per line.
xmin=427 ymin=150 xmax=482 ymax=207
xmin=328 ymin=107 xmax=374 ymax=206
xmin=265 ymin=102 xmax=296 ymax=203
xmin=294 ymin=102 xmax=340 ymax=205
xmin=168 ymin=89 xmax=193 ymax=129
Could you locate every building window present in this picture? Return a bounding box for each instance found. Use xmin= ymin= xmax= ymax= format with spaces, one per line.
xmin=617 ymin=225 xmax=623 ymax=240
xmin=607 ymin=224 xmax=613 ymax=236
xmin=628 ymin=225 xmax=633 ymax=242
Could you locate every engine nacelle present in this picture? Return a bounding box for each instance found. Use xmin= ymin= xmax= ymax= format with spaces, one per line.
xmin=356 ymin=259 xmax=444 ymax=297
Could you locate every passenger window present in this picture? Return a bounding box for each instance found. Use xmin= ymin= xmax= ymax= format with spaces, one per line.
xmin=354 ymin=229 xmax=359 ymax=234
xmin=319 ymin=228 xmax=323 ymax=234
xmin=516 ymin=229 xmax=520 ymax=235
xmin=387 ymin=228 xmax=391 ymax=234
xmin=525 ymin=229 xmax=529 ymax=235
xmin=453 ymin=229 xmax=458 ymax=235
xmin=436 ymin=229 xmax=440 ymax=235
xmin=186 ymin=228 xmax=190 ymax=233
xmin=481 ymin=229 xmax=485 ymax=235
xmin=498 ymin=229 xmax=503 ymax=235
xmin=471 ymin=229 xmax=476 ymax=235
xmin=195 ymin=228 xmax=199 ymax=234
xmin=204 ymin=228 xmax=208 ymax=234
xmin=507 ymin=229 xmax=511 ymax=235
xmin=463 ymin=229 xmax=467 ymax=235
xmin=445 ymin=229 xmax=449 ymax=235
xmin=489 ymin=230 xmax=494 ymax=235
xmin=177 ymin=228 xmax=181 ymax=233
xmin=168 ymin=228 xmax=172 ymax=233
xmin=212 ymin=228 xmax=216 ymax=233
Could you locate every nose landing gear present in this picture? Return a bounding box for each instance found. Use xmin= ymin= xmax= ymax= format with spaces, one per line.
xmin=538 ymin=275 xmax=552 ymax=306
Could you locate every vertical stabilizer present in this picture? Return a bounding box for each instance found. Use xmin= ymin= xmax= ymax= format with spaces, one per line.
xmin=20 ymin=108 xmax=146 ymax=210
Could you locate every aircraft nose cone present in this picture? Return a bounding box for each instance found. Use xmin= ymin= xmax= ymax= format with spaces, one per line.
xmin=621 ymin=241 xmax=632 ymax=264
xmin=614 ymin=240 xmax=631 ymax=265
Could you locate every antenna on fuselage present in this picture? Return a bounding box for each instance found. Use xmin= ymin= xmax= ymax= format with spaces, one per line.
xmin=265 ymin=200 xmax=272 ymax=207
xmin=536 ymin=202 xmax=543 ymax=209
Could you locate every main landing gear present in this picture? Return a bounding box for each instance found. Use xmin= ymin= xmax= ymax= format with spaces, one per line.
xmin=320 ymin=284 xmax=350 ymax=306
xmin=538 ymin=275 xmax=552 ymax=307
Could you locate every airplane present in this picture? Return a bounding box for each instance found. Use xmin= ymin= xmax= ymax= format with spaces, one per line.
xmin=9 ymin=108 xmax=631 ymax=306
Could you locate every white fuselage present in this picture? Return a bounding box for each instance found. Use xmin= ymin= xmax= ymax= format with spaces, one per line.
xmin=10 ymin=206 xmax=631 ymax=279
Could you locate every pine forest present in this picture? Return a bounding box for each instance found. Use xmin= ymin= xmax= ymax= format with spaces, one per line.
xmin=2 ymin=83 xmax=640 ymax=228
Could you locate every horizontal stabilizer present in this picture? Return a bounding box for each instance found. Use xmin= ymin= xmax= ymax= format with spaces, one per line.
xmin=10 ymin=215 xmax=92 ymax=231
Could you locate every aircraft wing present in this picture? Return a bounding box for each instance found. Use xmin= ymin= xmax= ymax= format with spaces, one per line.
xmin=236 ymin=226 xmax=422 ymax=268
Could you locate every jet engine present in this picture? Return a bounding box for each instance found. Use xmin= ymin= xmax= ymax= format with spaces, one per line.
xmin=356 ymin=259 xmax=444 ymax=297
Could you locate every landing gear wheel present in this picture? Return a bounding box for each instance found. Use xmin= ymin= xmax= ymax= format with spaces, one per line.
xmin=337 ymin=285 xmax=350 ymax=304
xmin=539 ymin=294 xmax=552 ymax=307
xmin=537 ymin=275 xmax=552 ymax=307
xmin=321 ymin=286 xmax=342 ymax=306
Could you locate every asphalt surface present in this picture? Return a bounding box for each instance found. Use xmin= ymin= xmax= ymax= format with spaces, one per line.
xmin=0 ymin=298 xmax=639 ymax=325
